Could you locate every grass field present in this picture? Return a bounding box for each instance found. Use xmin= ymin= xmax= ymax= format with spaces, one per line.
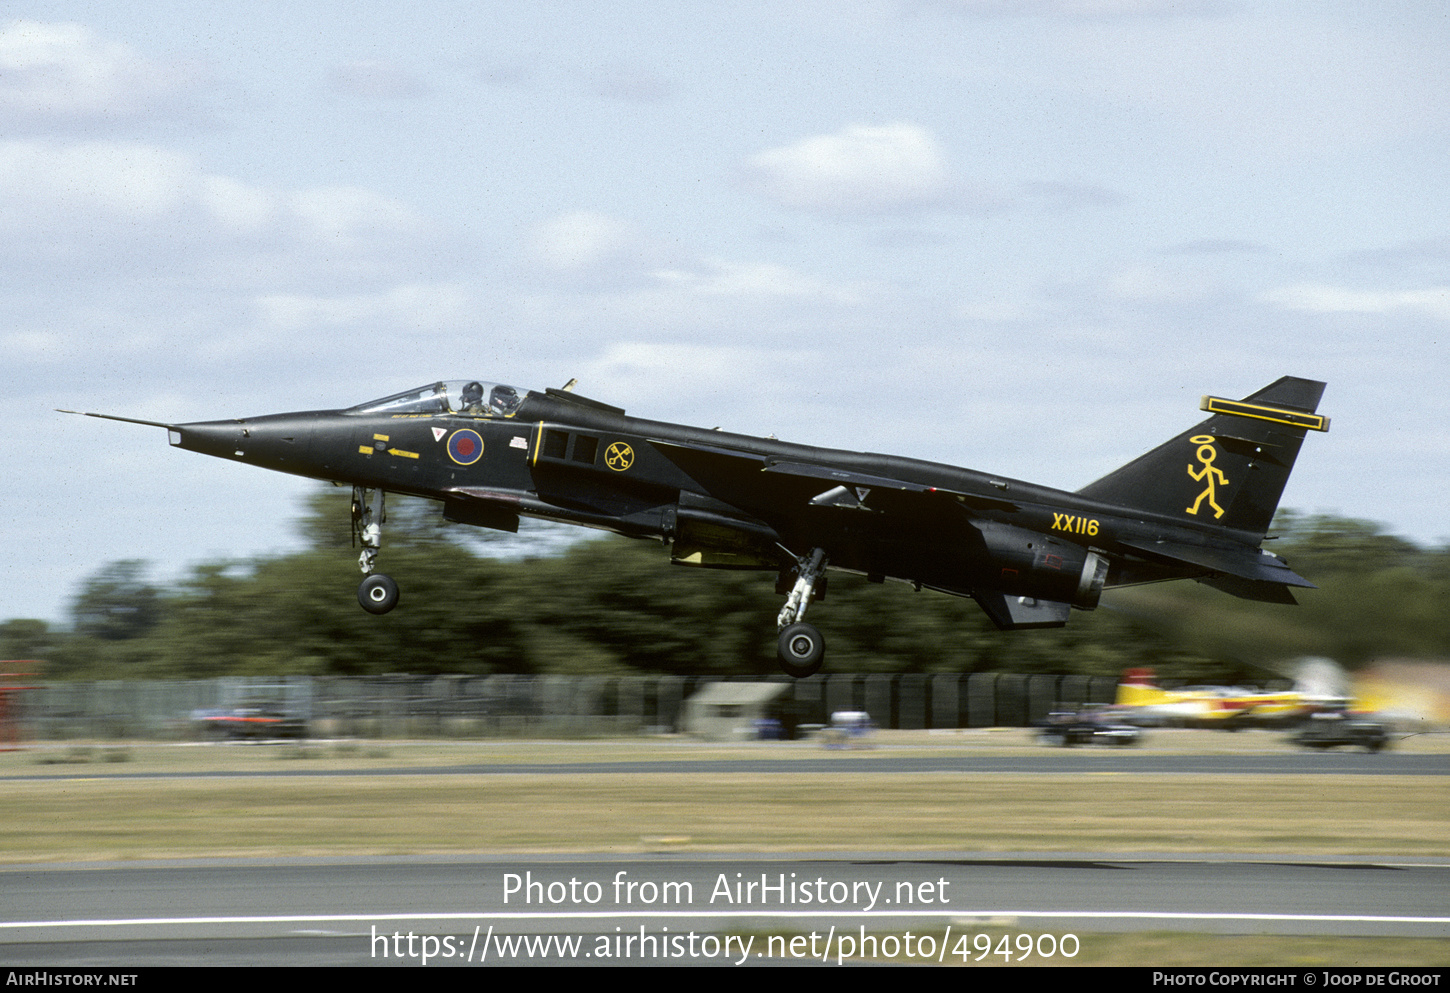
xmin=3 ymin=729 xmax=1447 ymax=862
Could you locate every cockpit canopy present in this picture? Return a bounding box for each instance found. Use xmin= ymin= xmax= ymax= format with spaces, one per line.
xmin=347 ymin=381 xmax=530 ymax=417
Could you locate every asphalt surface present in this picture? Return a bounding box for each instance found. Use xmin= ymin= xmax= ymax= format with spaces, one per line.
xmin=3 ymin=854 xmax=1448 ymax=966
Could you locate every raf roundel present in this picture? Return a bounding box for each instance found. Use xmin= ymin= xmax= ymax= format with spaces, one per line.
xmin=447 ymin=428 xmax=485 ymax=466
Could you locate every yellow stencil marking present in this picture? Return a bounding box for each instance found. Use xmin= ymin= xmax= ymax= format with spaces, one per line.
xmin=1051 ymin=512 xmax=1099 ymax=536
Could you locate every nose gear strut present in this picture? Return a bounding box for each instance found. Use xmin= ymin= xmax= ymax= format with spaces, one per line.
xmin=352 ymin=487 xmax=398 ymax=614
xmin=776 ymin=547 xmax=827 ymax=678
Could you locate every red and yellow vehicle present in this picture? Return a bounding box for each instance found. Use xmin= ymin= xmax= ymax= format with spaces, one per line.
xmin=1115 ymin=668 xmax=1313 ymax=728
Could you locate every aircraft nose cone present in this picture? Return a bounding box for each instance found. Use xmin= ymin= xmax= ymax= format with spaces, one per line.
xmin=171 ymin=414 xmax=317 ymax=470
xmin=170 ymin=419 xmax=246 ymax=459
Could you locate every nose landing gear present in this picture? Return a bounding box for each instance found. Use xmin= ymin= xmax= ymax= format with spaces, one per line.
xmin=352 ymin=487 xmax=398 ymax=614
xmin=358 ymin=573 xmax=399 ymax=614
xmin=776 ymin=547 xmax=828 ymax=678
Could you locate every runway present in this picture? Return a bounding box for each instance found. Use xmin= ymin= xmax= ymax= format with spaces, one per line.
xmin=3 ymin=854 xmax=1448 ymax=966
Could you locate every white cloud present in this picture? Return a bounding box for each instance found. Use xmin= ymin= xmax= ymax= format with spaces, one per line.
xmin=0 ymin=140 xmax=194 ymax=220
xmin=572 ymin=341 xmax=822 ymax=429
xmin=521 ymin=210 xmax=696 ymax=294
xmin=287 ymin=185 xmax=429 ymax=246
xmin=0 ymin=20 xmax=204 ymax=130
xmin=527 ymin=211 xmax=640 ymax=272
xmin=0 ymin=140 xmax=441 ymax=285
xmin=198 ymin=175 xmax=278 ymax=232
xmin=741 ymin=123 xmax=956 ymax=216
xmin=0 ymin=140 xmax=289 ymax=234
xmin=590 ymin=341 xmax=769 ymax=381
xmin=1262 ymin=283 xmax=1450 ymax=322
xmin=0 ymin=329 xmax=69 ymax=363
xmin=524 ymin=214 xmax=864 ymax=305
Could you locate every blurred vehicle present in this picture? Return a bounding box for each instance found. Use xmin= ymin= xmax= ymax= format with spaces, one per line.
xmin=820 ymin=710 xmax=875 ymax=748
xmin=1289 ymin=710 xmax=1390 ymax=753
xmin=1115 ymin=667 xmax=1315 ymax=729
xmin=1037 ymin=704 xmax=1141 ymax=747
xmin=192 ymin=707 xmax=308 ymax=741
xmin=754 ymin=717 xmax=785 ymax=740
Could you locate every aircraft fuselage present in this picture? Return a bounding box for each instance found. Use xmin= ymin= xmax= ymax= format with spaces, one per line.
xmin=71 ymin=375 xmax=1330 ymax=675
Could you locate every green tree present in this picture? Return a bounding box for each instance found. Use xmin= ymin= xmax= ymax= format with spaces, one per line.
xmin=25 ymin=503 xmax=1450 ymax=681
xmin=70 ymin=560 xmax=161 ymax=641
xmin=0 ymin=619 xmax=57 ymax=662
xmin=1269 ymin=511 xmax=1423 ymax=574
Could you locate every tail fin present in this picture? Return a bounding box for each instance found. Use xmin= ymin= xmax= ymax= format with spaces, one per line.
xmin=1076 ymin=376 xmax=1328 ymax=536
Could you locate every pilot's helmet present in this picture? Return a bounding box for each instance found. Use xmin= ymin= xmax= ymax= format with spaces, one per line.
xmin=490 ymin=385 xmax=520 ymax=413
xmin=461 ymin=382 xmax=484 ymax=408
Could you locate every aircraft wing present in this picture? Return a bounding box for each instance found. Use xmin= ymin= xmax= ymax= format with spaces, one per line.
xmin=762 ymin=460 xmax=936 ymax=493
xmin=647 ymin=438 xmax=769 ymax=466
xmin=647 ymin=438 xmax=1019 ymax=513
xmin=761 ymin=460 xmax=1021 ymax=513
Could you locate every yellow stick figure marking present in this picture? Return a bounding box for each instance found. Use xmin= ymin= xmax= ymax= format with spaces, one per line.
xmin=1185 ymin=434 xmax=1229 ymax=518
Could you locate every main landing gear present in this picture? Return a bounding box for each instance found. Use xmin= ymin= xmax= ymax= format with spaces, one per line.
xmin=352 ymin=486 xmax=398 ymax=615
xmin=776 ymin=547 xmax=828 ymax=678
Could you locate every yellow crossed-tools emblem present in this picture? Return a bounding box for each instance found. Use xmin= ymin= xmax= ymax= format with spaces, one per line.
xmin=605 ymin=441 xmax=634 ymax=471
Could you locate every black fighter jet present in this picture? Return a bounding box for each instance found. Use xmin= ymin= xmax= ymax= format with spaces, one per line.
xmin=63 ymin=375 xmax=1329 ymax=677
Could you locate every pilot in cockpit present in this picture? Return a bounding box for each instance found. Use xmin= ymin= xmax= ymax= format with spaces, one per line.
xmin=489 ymin=385 xmax=522 ymax=416
xmin=460 ymin=382 xmax=486 ymax=413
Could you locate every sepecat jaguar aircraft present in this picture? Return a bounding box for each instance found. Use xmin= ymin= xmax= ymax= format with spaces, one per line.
xmin=63 ymin=375 xmax=1329 ymax=677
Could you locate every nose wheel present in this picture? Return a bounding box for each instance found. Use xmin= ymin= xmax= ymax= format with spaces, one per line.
xmin=776 ymin=547 xmax=828 ymax=678
xmin=358 ymin=573 xmax=399 ymax=614
xmin=352 ymin=486 xmax=398 ymax=615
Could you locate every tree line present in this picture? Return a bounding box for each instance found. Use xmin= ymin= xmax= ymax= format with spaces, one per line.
xmin=4 ymin=489 xmax=1446 ymax=683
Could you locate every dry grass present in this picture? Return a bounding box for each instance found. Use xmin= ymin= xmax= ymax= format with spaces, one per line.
xmin=3 ymin=770 xmax=1446 ymax=863
xmin=2 ymin=730 xmax=1446 ymax=861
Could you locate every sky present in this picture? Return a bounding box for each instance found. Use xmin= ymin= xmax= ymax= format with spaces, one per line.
xmin=4 ymin=1 xmax=1447 ymax=625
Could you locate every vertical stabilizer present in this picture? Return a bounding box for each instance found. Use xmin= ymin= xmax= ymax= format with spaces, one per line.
xmin=1076 ymin=377 xmax=1328 ymax=536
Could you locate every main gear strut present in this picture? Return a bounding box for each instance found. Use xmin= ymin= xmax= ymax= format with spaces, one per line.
xmin=776 ymin=547 xmax=828 ymax=678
